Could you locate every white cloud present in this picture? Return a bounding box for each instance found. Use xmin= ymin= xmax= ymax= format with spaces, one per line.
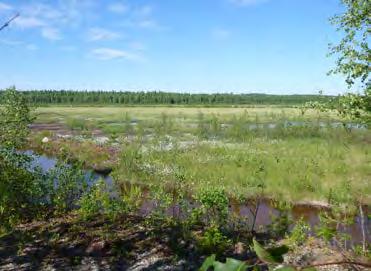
xmin=87 ymin=27 xmax=122 ymax=41
xmin=137 ymin=19 xmax=159 ymax=29
xmin=129 ymin=41 xmax=146 ymax=51
xmin=0 ymin=39 xmax=38 ymax=50
xmin=108 ymin=2 xmax=129 ymax=14
xmin=211 ymin=28 xmax=230 ymax=40
xmin=13 ymin=17 xmax=45 ymax=28
xmin=21 ymin=3 xmax=63 ymax=20
xmin=0 ymin=39 xmax=22 ymax=46
xmin=60 ymin=45 xmax=77 ymax=52
xmin=41 ymin=27 xmax=62 ymax=41
xmin=13 ymin=1 xmax=98 ymax=31
xmin=229 ymin=0 xmax=268 ymax=6
xmin=90 ymin=48 xmax=141 ymax=61
xmin=0 ymin=2 xmax=12 ymax=11
xmin=25 ymin=44 xmax=38 ymax=50
xmin=135 ymin=5 xmax=153 ymax=17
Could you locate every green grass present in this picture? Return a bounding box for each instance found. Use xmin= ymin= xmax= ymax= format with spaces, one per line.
xmin=30 ymin=106 xmax=371 ymax=205
xmin=34 ymin=106 xmax=339 ymax=124
xmin=113 ymin=133 xmax=370 ymax=204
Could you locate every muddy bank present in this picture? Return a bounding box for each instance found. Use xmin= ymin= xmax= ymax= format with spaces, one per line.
xmin=1 ymin=213 xmax=367 ymax=271
xmin=0 ymin=214 xmax=203 ymax=271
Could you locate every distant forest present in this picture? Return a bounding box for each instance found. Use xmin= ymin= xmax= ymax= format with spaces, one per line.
xmin=0 ymin=90 xmax=335 ymax=106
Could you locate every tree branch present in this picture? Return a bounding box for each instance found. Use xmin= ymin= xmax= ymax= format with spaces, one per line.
xmin=299 ymin=260 xmax=371 ymax=269
xmin=0 ymin=13 xmax=20 ymax=32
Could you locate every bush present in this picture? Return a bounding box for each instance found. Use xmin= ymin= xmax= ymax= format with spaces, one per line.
xmin=0 ymin=88 xmax=40 ymax=231
xmin=47 ymin=161 xmax=88 ymax=214
xmin=193 ymin=186 xmax=229 ymax=227
xmin=288 ymin=217 xmax=310 ymax=246
xmin=197 ymin=224 xmax=231 ymax=255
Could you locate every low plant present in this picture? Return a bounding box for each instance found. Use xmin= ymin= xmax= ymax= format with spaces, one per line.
xmin=193 ymin=185 xmax=229 ymax=227
xmin=145 ymin=184 xmax=173 ymax=226
xmin=315 ymin=212 xmax=337 ymax=242
xmin=196 ymin=224 xmax=231 ymax=256
xmin=47 ymin=160 xmax=88 ymax=214
xmin=66 ymin=118 xmax=87 ymax=131
xmin=267 ymin=201 xmax=292 ymax=238
xmin=200 ymin=239 xmax=290 ymax=270
xmin=200 ymin=238 xmax=371 ymax=270
xmin=79 ymin=180 xmax=142 ymax=221
xmin=78 ymin=180 xmax=108 ymax=219
xmin=287 ymin=217 xmax=310 ymax=246
xmin=120 ymin=183 xmax=143 ymax=214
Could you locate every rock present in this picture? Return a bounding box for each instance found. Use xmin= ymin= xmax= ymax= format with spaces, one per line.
xmin=95 ymin=136 xmax=110 ymax=145
xmin=93 ymin=167 xmax=112 ymax=176
xmin=234 ymin=242 xmax=245 ymax=255
xmin=86 ymin=240 xmax=106 ymax=256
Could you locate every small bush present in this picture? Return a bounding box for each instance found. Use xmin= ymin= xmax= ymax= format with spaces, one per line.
xmin=197 ymin=224 xmax=231 ymax=255
xmin=194 ymin=186 xmax=229 ymax=227
xmin=288 ymin=217 xmax=310 ymax=246
xmin=47 ymin=161 xmax=88 ymax=214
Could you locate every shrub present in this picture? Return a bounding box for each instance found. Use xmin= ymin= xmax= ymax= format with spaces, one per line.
xmin=0 ymin=88 xmax=40 ymax=231
xmin=288 ymin=217 xmax=310 ymax=246
xmin=47 ymin=161 xmax=88 ymax=214
xmin=78 ymin=180 xmax=107 ymax=219
xmin=193 ymin=186 xmax=229 ymax=227
xmin=197 ymin=224 xmax=231 ymax=255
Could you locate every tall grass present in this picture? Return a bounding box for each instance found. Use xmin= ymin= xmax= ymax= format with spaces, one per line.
xmin=31 ymin=106 xmax=370 ymax=204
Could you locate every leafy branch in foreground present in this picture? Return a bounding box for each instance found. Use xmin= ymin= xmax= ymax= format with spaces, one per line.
xmin=0 ymin=87 xmax=35 ymax=149
xmin=314 ymin=0 xmax=371 ymax=124
xmin=200 ymin=238 xmax=371 ymax=271
xmin=328 ymin=0 xmax=370 ymax=89
xmin=304 ymin=0 xmax=370 ymax=124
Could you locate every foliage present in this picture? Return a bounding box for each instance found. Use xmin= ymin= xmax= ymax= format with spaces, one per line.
xmin=199 ymin=255 xmax=248 ymax=271
xmin=79 ymin=180 xmax=143 ymax=221
xmin=305 ymin=0 xmax=370 ymax=124
xmin=120 ymin=183 xmax=143 ymax=214
xmin=47 ymin=161 xmax=88 ymax=214
xmin=287 ymin=217 xmax=310 ymax=246
xmin=0 ymin=87 xmax=34 ymax=149
xmin=0 ymin=150 xmax=44 ymax=231
xmin=199 ymin=239 xmax=300 ymax=271
xmin=252 ymin=238 xmax=284 ymax=264
xmin=267 ymin=202 xmax=292 ymax=238
xmin=315 ymin=213 xmax=337 ymax=242
xmin=328 ymin=0 xmax=370 ymax=89
xmin=197 ymin=224 xmax=231 ymax=255
xmin=193 ymin=186 xmax=229 ymax=227
xmin=146 ymin=184 xmax=173 ymax=226
xmin=0 ymin=90 xmax=334 ymax=106
xmin=0 ymin=88 xmax=40 ymax=231
xmin=78 ymin=180 xmax=108 ymax=219
xmin=327 ymin=0 xmax=370 ymax=123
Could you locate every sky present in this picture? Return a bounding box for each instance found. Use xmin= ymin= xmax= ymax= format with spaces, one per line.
xmin=0 ymin=0 xmax=352 ymax=94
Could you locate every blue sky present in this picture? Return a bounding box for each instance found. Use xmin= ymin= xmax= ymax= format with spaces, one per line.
xmin=0 ymin=0 xmax=351 ymax=94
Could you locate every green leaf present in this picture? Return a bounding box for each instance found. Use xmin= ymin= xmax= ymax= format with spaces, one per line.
xmin=199 ymin=255 xmax=248 ymax=271
xmin=273 ymin=265 xmax=296 ymax=271
xmin=266 ymin=245 xmax=289 ymax=263
xmin=302 ymin=267 xmax=317 ymax=271
xmin=214 ymin=258 xmax=248 ymax=271
xmin=199 ymin=254 xmax=216 ymax=271
xmin=253 ymin=238 xmax=278 ymax=264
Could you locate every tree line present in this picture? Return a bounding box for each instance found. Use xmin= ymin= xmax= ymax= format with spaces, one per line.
xmin=0 ymin=90 xmax=335 ymax=106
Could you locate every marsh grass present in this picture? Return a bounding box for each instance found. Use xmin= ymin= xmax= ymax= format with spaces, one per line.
xmin=113 ymin=127 xmax=370 ymax=204
xmin=31 ymin=106 xmax=371 ymax=205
